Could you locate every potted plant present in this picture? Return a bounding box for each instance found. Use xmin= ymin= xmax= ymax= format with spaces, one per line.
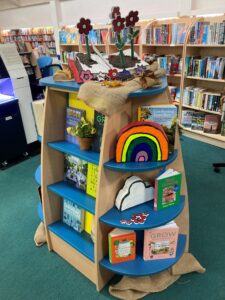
xmin=75 ymin=117 xmax=96 ymax=150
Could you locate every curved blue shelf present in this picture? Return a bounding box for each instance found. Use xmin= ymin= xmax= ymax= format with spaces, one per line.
xmin=104 ymin=150 xmax=177 ymax=172
xmin=40 ymin=76 xmax=80 ymax=91
xmin=129 ymin=76 xmax=167 ymax=98
xmin=38 ymin=202 xmax=44 ymax=222
xmin=48 ymin=181 xmax=95 ymax=215
xmin=48 ymin=140 xmax=100 ymax=165
xmin=100 ymin=195 xmax=185 ymax=230
xmin=100 ymin=234 xmax=186 ymax=276
xmin=48 ymin=221 xmax=94 ymax=262
xmin=35 ymin=165 xmax=41 ymax=185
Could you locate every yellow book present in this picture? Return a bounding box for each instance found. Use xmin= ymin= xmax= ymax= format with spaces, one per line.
xmin=87 ymin=163 xmax=99 ymax=198
xmin=84 ymin=211 xmax=94 ymax=235
xmin=69 ymin=93 xmax=94 ymax=123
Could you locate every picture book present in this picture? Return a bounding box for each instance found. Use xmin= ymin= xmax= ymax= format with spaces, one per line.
xmin=154 ymin=169 xmax=182 ymax=211
xmin=69 ymin=93 xmax=95 ymax=123
xmin=64 ymin=154 xmax=88 ymax=191
xmin=181 ymin=110 xmax=193 ymax=128
xmin=65 ymin=107 xmax=86 ymax=145
xmin=191 ymin=112 xmax=205 ymax=131
xmin=87 ymin=163 xmax=99 ymax=198
xmin=84 ymin=211 xmax=94 ymax=235
xmin=138 ymin=105 xmax=177 ymax=153
xmin=143 ymin=221 xmax=179 ymax=260
xmin=63 ymin=198 xmax=85 ymax=233
xmin=203 ymin=114 xmax=221 ymax=134
xmin=92 ymin=111 xmax=105 ymax=152
xmin=109 ymin=228 xmax=136 ymax=264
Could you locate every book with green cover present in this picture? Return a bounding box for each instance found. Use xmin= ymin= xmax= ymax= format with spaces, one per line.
xmin=154 ymin=169 xmax=182 ymax=211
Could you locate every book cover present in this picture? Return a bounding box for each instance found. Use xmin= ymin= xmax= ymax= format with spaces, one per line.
xmin=63 ymin=198 xmax=85 ymax=233
xmin=181 ymin=110 xmax=193 ymax=128
xmin=109 ymin=228 xmax=136 ymax=264
xmin=64 ymin=154 xmax=88 ymax=191
xmin=69 ymin=93 xmax=95 ymax=123
xmin=65 ymin=107 xmax=86 ymax=145
xmin=191 ymin=112 xmax=205 ymax=131
xmin=92 ymin=111 xmax=105 ymax=152
xmin=87 ymin=163 xmax=99 ymax=198
xmin=138 ymin=105 xmax=177 ymax=153
xmin=143 ymin=221 xmax=179 ymax=260
xmin=203 ymin=114 xmax=221 ymax=134
xmin=154 ymin=169 xmax=182 ymax=211
xmin=84 ymin=211 xmax=94 ymax=235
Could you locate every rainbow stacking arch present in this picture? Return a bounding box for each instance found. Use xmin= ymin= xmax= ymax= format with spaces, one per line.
xmin=116 ymin=121 xmax=169 ymax=163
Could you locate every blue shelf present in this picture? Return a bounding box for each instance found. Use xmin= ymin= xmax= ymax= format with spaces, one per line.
xmin=48 ymin=221 xmax=94 ymax=262
xmin=48 ymin=181 xmax=95 ymax=215
xmin=35 ymin=165 xmax=41 ymax=185
xmin=48 ymin=140 xmax=100 ymax=165
xmin=100 ymin=195 xmax=185 ymax=230
xmin=104 ymin=150 xmax=178 ymax=172
xmin=40 ymin=76 xmax=80 ymax=91
xmin=129 ymin=76 xmax=167 ymax=98
xmin=100 ymin=234 xmax=186 ymax=276
xmin=37 ymin=135 xmax=42 ymax=142
xmin=38 ymin=202 xmax=44 ymax=222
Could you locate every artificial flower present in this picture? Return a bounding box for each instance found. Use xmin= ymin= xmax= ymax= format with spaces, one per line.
xmin=80 ymin=70 xmax=93 ymax=82
xmin=125 ymin=10 xmax=139 ymax=27
xmin=77 ymin=18 xmax=92 ymax=35
xmin=109 ymin=6 xmax=121 ymax=19
xmin=112 ymin=15 xmax=125 ymax=33
xmin=107 ymin=68 xmax=118 ymax=80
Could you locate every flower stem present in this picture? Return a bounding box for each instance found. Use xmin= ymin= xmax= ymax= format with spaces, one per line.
xmin=117 ymin=33 xmax=125 ymax=68
xmin=85 ymin=35 xmax=91 ymax=61
xmin=130 ymin=27 xmax=134 ymax=60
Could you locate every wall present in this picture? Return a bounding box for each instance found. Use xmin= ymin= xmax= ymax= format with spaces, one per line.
xmin=0 ymin=0 xmax=224 ymax=29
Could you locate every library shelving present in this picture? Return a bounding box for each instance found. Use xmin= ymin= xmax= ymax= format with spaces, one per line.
xmin=180 ymin=16 xmax=225 ymax=148
xmin=40 ymin=75 xmax=189 ymax=292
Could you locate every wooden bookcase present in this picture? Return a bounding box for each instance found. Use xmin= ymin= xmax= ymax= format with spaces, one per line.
xmin=40 ymin=76 xmax=188 ymax=292
xmin=59 ymin=15 xmax=225 ymax=148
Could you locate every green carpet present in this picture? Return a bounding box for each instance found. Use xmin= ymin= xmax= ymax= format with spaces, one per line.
xmin=0 ymin=136 xmax=225 ymax=300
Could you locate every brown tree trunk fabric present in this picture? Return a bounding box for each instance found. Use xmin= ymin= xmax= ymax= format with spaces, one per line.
xmin=109 ymin=253 xmax=205 ymax=300
xmin=34 ymin=222 xmax=46 ymax=247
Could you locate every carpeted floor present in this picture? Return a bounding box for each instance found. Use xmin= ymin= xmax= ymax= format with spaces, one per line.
xmin=0 ymin=136 xmax=225 ymax=300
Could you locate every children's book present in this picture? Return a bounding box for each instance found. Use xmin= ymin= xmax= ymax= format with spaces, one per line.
xmin=143 ymin=221 xmax=179 ymax=260
xmin=181 ymin=110 xmax=193 ymax=128
xmin=84 ymin=211 xmax=94 ymax=235
xmin=203 ymin=114 xmax=221 ymax=134
xmin=87 ymin=163 xmax=99 ymax=198
xmin=64 ymin=154 xmax=88 ymax=191
xmin=191 ymin=112 xmax=205 ymax=131
xmin=65 ymin=107 xmax=86 ymax=145
xmin=154 ymin=169 xmax=182 ymax=211
xmin=109 ymin=228 xmax=136 ymax=264
xmin=63 ymin=198 xmax=85 ymax=233
xmin=92 ymin=111 xmax=105 ymax=152
xmin=69 ymin=93 xmax=95 ymax=123
xmin=138 ymin=105 xmax=177 ymax=153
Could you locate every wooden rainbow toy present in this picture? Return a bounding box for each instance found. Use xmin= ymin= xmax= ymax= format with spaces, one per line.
xmin=116 ymin=121 xmax=169 ymax=163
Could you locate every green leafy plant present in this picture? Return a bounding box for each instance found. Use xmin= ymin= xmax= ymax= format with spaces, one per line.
xmin=74 ymin=117 xmax=96 ymax=138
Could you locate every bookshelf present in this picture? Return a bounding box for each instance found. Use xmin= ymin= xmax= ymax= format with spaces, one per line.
xmin=180 ymin=16 xmax=225 ymax=148
xmin=40 ymin=75 xmax=189 ymax=292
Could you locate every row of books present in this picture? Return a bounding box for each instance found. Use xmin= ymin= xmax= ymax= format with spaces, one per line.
xmin=185 ymin=56 xmax=225 ymax=79
xmin=157 ymin=55 xmax=182 ymax=75
xmin=183 ymin=86 xmax=222 ymax=112
xmin=2 ymin=27 xmax=54 ymax=36
xmin=109 ymin=221 xmax=179 ymax=264
xmin=80 ymin=29 xmax=108 ymax=45
xmin=142 ymin=23 xmax=187 ymax=45
xmin=189 ymin=21 xmax=225 ymax=45
xmin=110 ymin=27 xmax=140 ymax=44
xmin=181 ymin=110 xmax=225 ymax=135
xmin=2 ymin=35 xmax=55 ymax=43
xmin=168 ymin=86 xmax=180 ymax=102
xmin=31 ymin=41 xmax=56 ymax=49
xmin=59 ymin=30 xmax=79 ymax=44
xmin=61 ymin=51 xmax=76 ymax=63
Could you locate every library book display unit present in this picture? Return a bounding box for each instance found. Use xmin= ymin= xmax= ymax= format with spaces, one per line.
xmin=40 ymin=75 xmax=189 ymax=292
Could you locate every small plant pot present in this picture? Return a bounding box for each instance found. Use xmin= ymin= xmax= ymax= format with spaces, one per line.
xmin=77 ymin=137 xmax=93 ymax=151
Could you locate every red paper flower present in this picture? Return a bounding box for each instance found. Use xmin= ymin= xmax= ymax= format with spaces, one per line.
xmin=108 ymin=69 xmax=118 ymax=80
xmin=77 ymin=18 xmax=92 ymax=35
xmin=80 ymin=70 xmax=93 ymax=82
xmin=112 ymin=16 xmax=125 ymax=33
xmin=109 ymin=6 xmax=121 ymax=19
xmin=125 ymin=10 xmax=139 ymax=27
xmin=131 ymin=212 xmax=149 ymax=224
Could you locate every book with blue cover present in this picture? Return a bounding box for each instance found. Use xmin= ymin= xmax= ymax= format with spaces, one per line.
xmin=63 ymin=198 xmax=84 ymax=233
